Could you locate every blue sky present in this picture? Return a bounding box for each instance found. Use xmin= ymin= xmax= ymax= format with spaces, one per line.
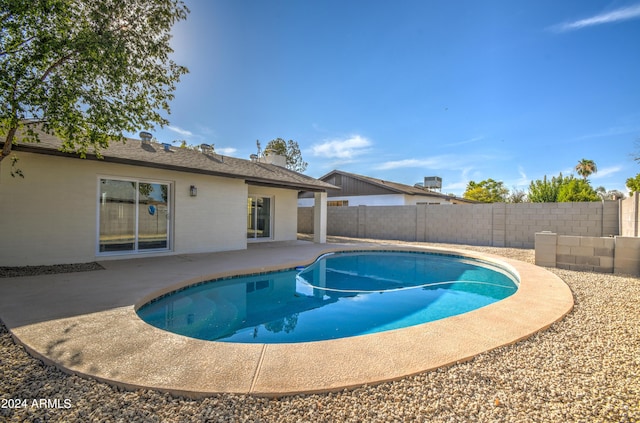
xmin=146 ymin=0 xmax=640 ymax=196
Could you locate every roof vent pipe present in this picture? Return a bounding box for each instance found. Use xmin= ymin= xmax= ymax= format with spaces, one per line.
xmin=139 ymin=131 xmax=153 ymax=144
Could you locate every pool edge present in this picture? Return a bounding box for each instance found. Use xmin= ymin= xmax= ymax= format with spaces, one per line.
xmin=3 ymin=243 xmax=574 ymax=398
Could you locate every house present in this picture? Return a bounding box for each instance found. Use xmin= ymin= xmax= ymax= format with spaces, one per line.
xmin=298 ymin=169 xmax=475 ymax=207
xmin=0 ymin=132 xmax=335 ymax=266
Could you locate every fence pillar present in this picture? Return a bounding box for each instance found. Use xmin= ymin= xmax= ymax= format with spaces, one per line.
xmin=357 ymin=205 xmax=367 ymax=238
xmin=535 ymin=232 xmax=557 ymax=267
xmin=492 ymin=203 xmax=506 ymax=247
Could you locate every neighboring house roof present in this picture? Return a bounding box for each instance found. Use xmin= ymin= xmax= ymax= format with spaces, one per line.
xmin=6 ymin=132 xmax=337 ymax=192
xmin=299 ymin=169 xmax=476 ymax=203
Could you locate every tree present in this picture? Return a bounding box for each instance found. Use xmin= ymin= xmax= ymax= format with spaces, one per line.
xmin=1 ymin=0 xmax=189 ymax=167
xmin=596 ymin=186 xmax=625 ymax=201
xmin=557 ymin=177 xmax=599 ymax=202
xmin=627 ymin=174 xmax=640 ymax=195
xmin=264 ymin=138 xmax=308 ymax=172
xmin=575 ymin=159 xmax=597 ymax=180
xmin=529 ymin=173 xmax=600 ymax=202
xmin=463 ymin=179 xmax=509 ymax=203
xmin=506 ymin=188 xmax=527 ymax=203
xmin=528 ymin=173 xmax=567 ymax=202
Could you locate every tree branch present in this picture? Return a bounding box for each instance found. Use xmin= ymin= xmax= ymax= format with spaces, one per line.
xmin=0 ymin=126 xmax=18 ymax=163
xmin=40 ymin=52 xmax=75 ymax=82
xmin=0 ymin=36 xmax=36 ymax=57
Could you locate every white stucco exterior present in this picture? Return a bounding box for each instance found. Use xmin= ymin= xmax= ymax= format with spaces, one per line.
xmin=0 ymin=151 xmax=305 ymax=266
xmin=248 ymin=185 xmax=299 ymax=243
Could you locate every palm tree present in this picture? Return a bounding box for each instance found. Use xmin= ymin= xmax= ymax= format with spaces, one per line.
xmin=596 ymin=186 xmax=625 ymax=200
xmin=575 ymin=159 xmax=597 ymax=180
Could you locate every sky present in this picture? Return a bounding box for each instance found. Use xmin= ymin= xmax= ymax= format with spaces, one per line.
xmin=143 ymin=0 xmax=640 ymax=196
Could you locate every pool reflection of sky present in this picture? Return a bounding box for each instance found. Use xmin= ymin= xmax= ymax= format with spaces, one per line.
xmin=137 ymin=252 xmax=518 ymax=343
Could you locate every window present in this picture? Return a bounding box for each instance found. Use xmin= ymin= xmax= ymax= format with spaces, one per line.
xmin=327 ymin=200 xmax=349 ymax=207
xmin=98 ymin=178 xmax=170 ymax=253
xmin=247 ymin=196 xmax=272 ymax=240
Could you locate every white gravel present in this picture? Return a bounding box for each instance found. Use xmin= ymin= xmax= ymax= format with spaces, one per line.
xmin=1 ymin=238 xmax=639 ymax=422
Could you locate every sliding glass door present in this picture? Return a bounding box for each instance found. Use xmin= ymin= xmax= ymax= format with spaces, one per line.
xmin=99 ymin=178 xmax=170 ymax=253
xmin=247 ymin=196 xmax=272 ymax=240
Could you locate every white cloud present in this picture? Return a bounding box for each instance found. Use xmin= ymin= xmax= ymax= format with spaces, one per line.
xmin=167 ymin=125 xmax=193 ymax=137
xmin=311 ymin=135 xmax=372 ymax=160
xmin=375 ymin=154 xmax=488 ymax=171
xmin=591 ymin=165 xmax=623 ymax=179
xmin=376 ymin=158 xmax=442 ymax=170
xmin=443 ymin=168 xmax=474 ymax=193
xmin=216 ymin=147 xmax=238 ymax=156
xmin=443 ymin=136 xmax=485 ymax=147
xmin=552 ymin=4 xmax=640 ymax=32
xmin=516 ymin=166 xmax=529 ymax=186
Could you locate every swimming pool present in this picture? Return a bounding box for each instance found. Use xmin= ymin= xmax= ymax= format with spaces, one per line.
xmin=137 ymin=250 xmax=519 ymax=343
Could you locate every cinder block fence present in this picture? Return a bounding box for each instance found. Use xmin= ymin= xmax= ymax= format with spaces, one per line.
xmin=299 ymin=201 xmax=622 ymax=248
xmin=535 ymin=232 xmax=640 ymax=276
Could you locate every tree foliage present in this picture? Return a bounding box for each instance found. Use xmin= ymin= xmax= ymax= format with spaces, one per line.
xmin=557 ymin=177 xmax=599 ymax=202
xmin=529 ymin=173 xmax=600 ymax=202
xmin=596 ymin=186 xmax=625 ymax=200
xmin=0 ymin=0 xmax=189 ymax=164
xmin=575 ymin=158 xmax=597 ymax=180
xmin=264 ymin=138 xmax=308 ymax=173
xmin=528 ymin=173 xmax=567 ymax=202
xmin=627 ymin=174 xmax=640 ymax=195
xmin=506 ymin=188 xmax=527 ymax=203
xmin=463 ymin=179 xmax=509 ymax=203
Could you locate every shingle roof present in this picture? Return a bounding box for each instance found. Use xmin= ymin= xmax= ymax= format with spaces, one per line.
xmin=8 ymin=132 xmax=337 ymax=192
xmin=329 ymin=170 xmax=431 ymax=195
xmin=318 ymin=169 xmax=477 ymax=203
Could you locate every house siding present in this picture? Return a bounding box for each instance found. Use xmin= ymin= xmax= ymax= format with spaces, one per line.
xmin=248 ymin=186 xmax=299 ymax=242
xmin=0 ymin=152 xmax=254 ymax=266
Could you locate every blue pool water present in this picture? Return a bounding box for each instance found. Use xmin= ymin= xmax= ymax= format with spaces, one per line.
xmin=137 ymin=251 xmax=519 ymax=343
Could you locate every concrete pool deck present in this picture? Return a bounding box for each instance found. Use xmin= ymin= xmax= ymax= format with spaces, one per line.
xmin=0 ymin=241 xmax=573 ymax=397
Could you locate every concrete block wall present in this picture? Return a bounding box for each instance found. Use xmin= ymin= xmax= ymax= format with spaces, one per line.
xmin=327 ymin=207 xmax=360 ymax=238
xmin=299 ymin=201 xmax=622 ymax=248
xmin=614 ymin=237 xmax=640 ymax=275
xmin=424 ymin=204 xmax=493 ymax=245
xmin=297 ymin=206 xmax=314 ymax=234
xmin=620 ymin=194 xmax=639 ymax=237
xmin=505 ymin=202 xmax=617 ymax=248
xmin=555 ymin=235 xmax=615 ymax=273
xmin=360 ymin=206 xmax=417 ymax=241
xmin=534 ymin=232 xmax=557 ymax=267
xmin=534 ymin=232 xmax=640 ymax=276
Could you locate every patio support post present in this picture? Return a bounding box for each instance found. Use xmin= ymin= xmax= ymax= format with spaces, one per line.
xmin=314 ymin=191 xmax=327 ymax=243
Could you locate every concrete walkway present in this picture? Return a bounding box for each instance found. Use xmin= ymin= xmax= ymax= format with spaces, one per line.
xmin=0 ymin=241 xmax=573 ymax=397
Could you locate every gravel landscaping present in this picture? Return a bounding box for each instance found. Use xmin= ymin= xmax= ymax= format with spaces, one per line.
xmin=1 ymin=238 xmax=638 ymax=422
xmin=0 ymin=262 xmax=104 ymax=278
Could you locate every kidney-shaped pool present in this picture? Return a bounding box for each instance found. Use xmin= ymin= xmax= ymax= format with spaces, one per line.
xmin=137 ymin=250 xmax=519 ymax=343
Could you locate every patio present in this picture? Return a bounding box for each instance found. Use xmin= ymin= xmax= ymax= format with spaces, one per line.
xmin=0 ymin=240 xmax=573 ymax=398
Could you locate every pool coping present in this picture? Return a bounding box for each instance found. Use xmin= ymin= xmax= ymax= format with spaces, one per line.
xmin=0 ymin=242 xmax=573 ymax=397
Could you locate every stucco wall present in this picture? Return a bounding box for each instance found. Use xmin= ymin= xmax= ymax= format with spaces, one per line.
xmin=248 ymin=186 xmax=299 ymax=242
xmin=298 ymin=201 xmax=621 ymax=248
xmin=0 ymin=152 xmax=253 ymax=266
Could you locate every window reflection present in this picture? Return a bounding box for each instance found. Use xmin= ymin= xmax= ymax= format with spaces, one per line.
xmin=99 ymin=179 xmax=169 ymax=253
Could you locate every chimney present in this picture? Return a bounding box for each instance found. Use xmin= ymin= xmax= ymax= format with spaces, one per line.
xmin=262 ymin=153 xmax=287 ymax=167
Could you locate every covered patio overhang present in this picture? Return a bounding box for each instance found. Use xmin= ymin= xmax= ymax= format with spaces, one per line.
xmin=246 ymin=180 xmax=329 ymax=244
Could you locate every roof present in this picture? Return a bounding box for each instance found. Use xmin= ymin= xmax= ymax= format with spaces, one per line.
xmin=7 ymin=132 xmax=337 ymax=192
xmin=302 ymin=169 xmax=477 ymax=203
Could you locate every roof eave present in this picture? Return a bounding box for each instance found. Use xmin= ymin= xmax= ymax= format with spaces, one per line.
xmin=9 ymin=143 xmax=336 ymax=192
